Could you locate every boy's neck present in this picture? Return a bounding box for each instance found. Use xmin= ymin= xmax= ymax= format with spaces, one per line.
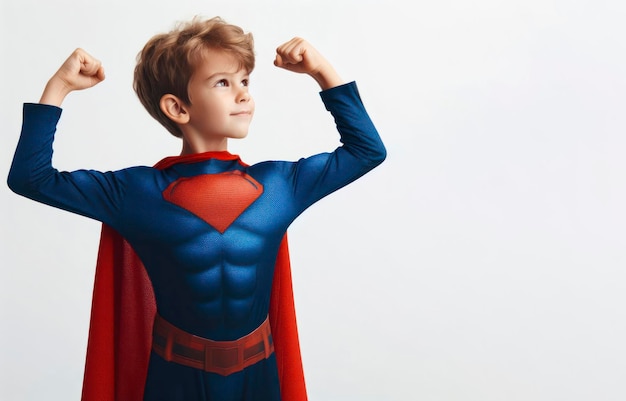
xmin=180 ymin=137 xmax=228 ymax=156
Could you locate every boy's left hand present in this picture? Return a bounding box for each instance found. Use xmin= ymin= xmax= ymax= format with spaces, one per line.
xmin=274 ymin=38 xmax=343 ymax=90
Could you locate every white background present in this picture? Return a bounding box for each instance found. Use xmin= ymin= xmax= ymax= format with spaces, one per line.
xmin=2 ymin=0 xmax=626 ymax=400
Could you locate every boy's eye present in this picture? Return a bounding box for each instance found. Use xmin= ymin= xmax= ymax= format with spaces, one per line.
xmin=215 ymin=79 xmax=228 ymax=87
xmin=241 ymin=79 xmax=249 ymax=87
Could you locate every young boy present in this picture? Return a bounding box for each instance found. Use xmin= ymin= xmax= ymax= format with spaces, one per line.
xmin=8 ymin=16 xmax=385 ymax=401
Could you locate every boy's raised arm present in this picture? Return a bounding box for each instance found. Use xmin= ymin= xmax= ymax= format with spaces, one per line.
xmin=8 ymin=48 xmax=125 ymax=226
xmin=274 ymin=37 xmax=343 ymax=90
xmin=39 ymin=48 xmax=105 ymax=107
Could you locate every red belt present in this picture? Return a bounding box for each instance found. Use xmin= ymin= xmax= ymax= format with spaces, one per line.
xmin=152 ymin=314 xmax=274 ymax=376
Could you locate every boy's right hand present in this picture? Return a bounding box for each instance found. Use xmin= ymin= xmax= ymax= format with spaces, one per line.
xmin=40 ymin=48 xmax=105 ymax=107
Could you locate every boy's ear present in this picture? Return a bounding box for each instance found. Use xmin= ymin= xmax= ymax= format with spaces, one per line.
xmin=160 ymin=94 xmax=190 ymax=124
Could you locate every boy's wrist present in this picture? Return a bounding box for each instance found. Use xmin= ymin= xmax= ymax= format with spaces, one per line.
xmin=311 ymin=65 xmax=343 ymax=91
xmin=39 ymin=77 xmax=71 ymax=107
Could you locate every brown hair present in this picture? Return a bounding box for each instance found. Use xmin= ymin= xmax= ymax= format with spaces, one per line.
xmin=133 ymin=16 xmax=255 ymax=137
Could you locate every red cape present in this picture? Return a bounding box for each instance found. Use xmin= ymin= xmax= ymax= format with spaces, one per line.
xmin=80 ymin=151 xmax=307 ymax=400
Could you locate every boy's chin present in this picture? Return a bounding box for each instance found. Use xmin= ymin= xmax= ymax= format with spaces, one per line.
xmin=229 ymin=132 xmax=249 ymax=140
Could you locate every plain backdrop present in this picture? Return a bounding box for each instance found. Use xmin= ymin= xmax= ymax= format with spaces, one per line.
xmin=2 ymin=0 xmax=626 ymax=400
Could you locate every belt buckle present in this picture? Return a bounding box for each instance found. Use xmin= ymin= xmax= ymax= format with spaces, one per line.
xmin=206 ymin=345 xmax=242 ymax=375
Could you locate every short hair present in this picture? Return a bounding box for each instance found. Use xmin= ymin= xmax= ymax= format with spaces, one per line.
xmin=133 ymin=17 xmax=255 ymax=137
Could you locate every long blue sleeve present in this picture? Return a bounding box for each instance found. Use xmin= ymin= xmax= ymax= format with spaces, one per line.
xmin=7 ymin=103 xmax=130 ymax=226
xmin=265 ymin=81 xmax=386 ymax=213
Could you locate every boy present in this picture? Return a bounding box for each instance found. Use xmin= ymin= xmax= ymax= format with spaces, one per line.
xmin=8 ymin=16 xmax=385 ymax=401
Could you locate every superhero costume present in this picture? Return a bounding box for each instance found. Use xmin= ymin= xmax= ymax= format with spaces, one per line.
xmin=8 ymin=82 xmax=386 ymax=400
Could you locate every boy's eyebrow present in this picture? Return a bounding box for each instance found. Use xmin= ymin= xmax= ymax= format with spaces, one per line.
xmin=203 ymin=70 xmax=249 ymax=81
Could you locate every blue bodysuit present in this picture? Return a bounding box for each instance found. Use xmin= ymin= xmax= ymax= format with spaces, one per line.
xmin=8 ymin=82 xmax=386 ymax=401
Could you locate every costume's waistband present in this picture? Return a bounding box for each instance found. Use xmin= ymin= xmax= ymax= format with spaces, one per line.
xmin=152 ymin=314 xmax=274 ymax=376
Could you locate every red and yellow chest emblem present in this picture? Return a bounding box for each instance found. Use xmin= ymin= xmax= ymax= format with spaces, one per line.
xmin=162 ymin=171 xmax=263 ymax=233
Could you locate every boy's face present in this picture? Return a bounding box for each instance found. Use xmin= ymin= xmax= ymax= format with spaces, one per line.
xmin=184 ymin=48 xmax=254 ymax=143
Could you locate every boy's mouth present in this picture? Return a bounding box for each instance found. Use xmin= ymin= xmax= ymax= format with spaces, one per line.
xmin=231 ymin=110 xmax=252 ymax=116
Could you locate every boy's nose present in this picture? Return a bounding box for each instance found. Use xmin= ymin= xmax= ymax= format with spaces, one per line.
xmin=236 ymin=89 xmax=250 ymax=103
